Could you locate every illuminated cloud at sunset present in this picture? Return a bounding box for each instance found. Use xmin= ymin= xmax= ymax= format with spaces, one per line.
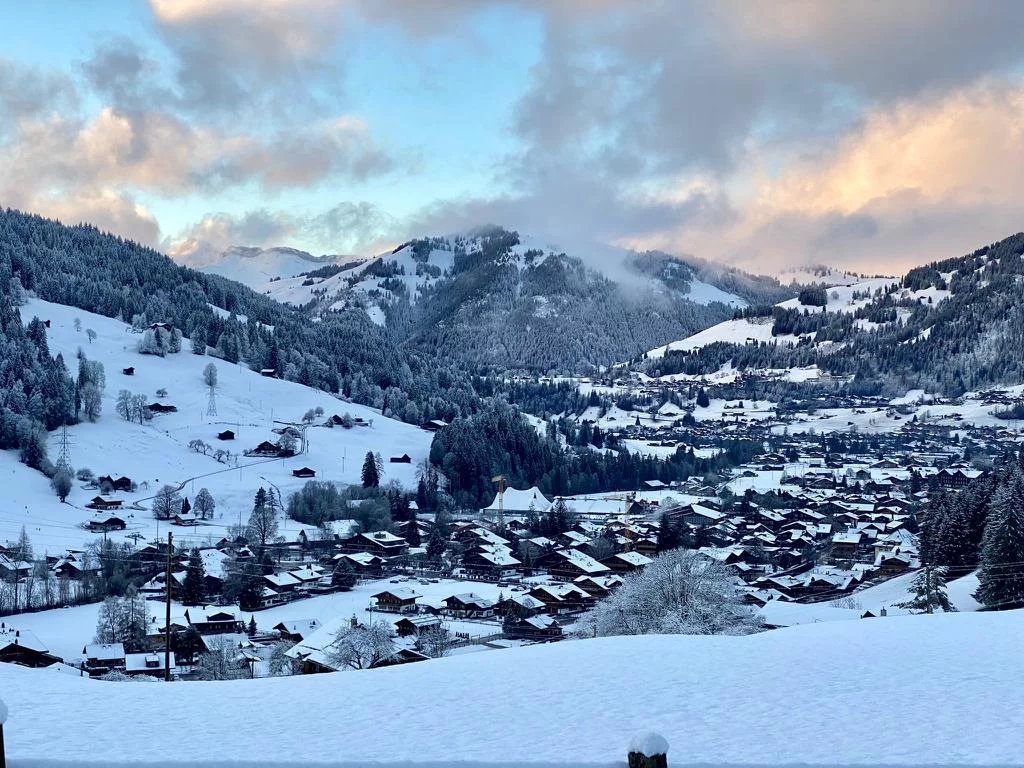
xmin=1 ymin=1 xmax=1023 ymax=272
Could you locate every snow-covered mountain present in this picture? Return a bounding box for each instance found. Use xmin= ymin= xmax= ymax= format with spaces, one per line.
xmin=246 ymin=227 xmax=793 ymax=370
xmin=174 ymin=242 xmax=361 ymax=288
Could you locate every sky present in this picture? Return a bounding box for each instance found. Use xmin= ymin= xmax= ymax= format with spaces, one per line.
xmin=2 ymin=1 xmax=1024 ymax=274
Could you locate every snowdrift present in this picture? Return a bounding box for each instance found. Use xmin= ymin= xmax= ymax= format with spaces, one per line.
xmin=1 ymin=609 xmax=1021 ymax=766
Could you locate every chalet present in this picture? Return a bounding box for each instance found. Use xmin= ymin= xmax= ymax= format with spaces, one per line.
xmin=540 ymin=548 xmax=610 ymax=580
xmin=185 ymin=608 xmax=241 ymax=635
xmin=250 ymin=440 xmax=284 ymax=457
xmin=172 ymin=512 xmax=200 ymax=526
xmin=495 ymin=593 xmax=546 ymax=618
xmin=264 ymin=571 xmax=303 ymax=595
xmin=389 ymin=453 xmax=412 ymax=464
xmin=528 ymin=584 xmax=593 ymax=615
xmin=217 ymin=430 xmax=235 ymax=441
xmin=149 ymin=322 xmax=174 ymax=332
xmin=292 ymin=467 xmax=316 ymax=478
xmin=147 ymin=402 xmax=178 ymax=414
xmin=601 ymin=551 xmax=652 ymax=573
xmin=332 ymin=551 xmax=386 ymax=576
xmin=274 ymin=619 xmax=321 ymax=643
xmin=372 ymin=587 xmax=422 ymax=613
xmin=87 ymin=496 xmax=123 ymax=511
xmin=420 ymin=419 xmax=448 ymax=432
xmin=97 ymin=475 xmax=133 ymax=492
xmin=122 ymin=366 xmax=135 ymax=376
xmin=462 ymin=547 xmax=521 ymax=579
xmin=124 ymin=652 xmax=177 ymax=678
xmin=831 ymin=531 xmax=863 ymax=559
xmin=88 ymin=514 xmax=127 ymax=532
xmin=82 ymin=643 xmax=126 ymax=676
xmin=260 ymin=368 xmax=277 ymax=378
xmin=875 ymin=551 xmax=914 ymax=576
xmin=394 ymin=615 xmax=442 ymax=637
xmin=573 ymin=574 xmax=623 ymax=598
xmin=443 ymin=593 xmax=495 ymax=618
xmin=674 ymin=504 xmax=723 ymax=529
xmin=504 ymin=614 xmax=563 ymax=641
xmin=340 ymin=531 xmax=408 ymax=559
xmin=0 ymin=625 xmax=61 ymax=668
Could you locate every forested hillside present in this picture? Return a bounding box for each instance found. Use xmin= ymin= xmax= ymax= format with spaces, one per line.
xmin=648 ymin=232 xmax=1024 ymax=396
xmin=0 ymin=208 xmax=479 ymax=425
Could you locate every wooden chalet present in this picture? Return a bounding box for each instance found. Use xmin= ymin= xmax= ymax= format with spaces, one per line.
xmin=82 ymin=642 xmax=126 ymax=676
xmin=97 ymin=475 xmax=133 ymax=492
xmin=0 ymin=625 xmax=61 ymax=668
xmin=184 ymin=608 xmax=241 ymax=635
xmin=147 ymin=402 xmax=178 ymax=414
xmin=443 ymin=593 xmax=496 ymax=618
xmin=504 ymin=614 xmax=563 ymax=641
xmin=217 ymin=430 xmax=235 ymax=441
xmin=340 ymin=531 xmax=408 ymax=559
xmin=124 ymin=651 xmax=177 ymax=678
xmin=372 ymin=587 xmax=422 ymax=613
xmin=88 ymin=513 xmax=127 ymax=532
xmin=292 ymin=467 xmax=316 ymax=478
xmin=122 ymin=366 xmax=135 ymax=376
xmin=601 ymin=550 xmax=652 ymax=573
xmin=389 ymin=453 xmax=412 ymax=463
xmin=86 ymin=496 xmax=123 ymax=511
xmin=394 ymin=615 xmax=442 ymax=637
xmin=273 ymin=619 xmax=321 ymax=643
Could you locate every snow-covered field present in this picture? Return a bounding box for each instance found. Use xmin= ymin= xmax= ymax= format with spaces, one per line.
xmin=3 ymin=299 xmax=431 ymax=555
xmin=2 ymin=609 xmax=1022 ymax=766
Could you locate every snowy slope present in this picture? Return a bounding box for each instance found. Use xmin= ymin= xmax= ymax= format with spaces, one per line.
xmin=3 ymin=298 xmax=431 ymax=555
xmin=2 ymin=609 xmax=1023 ymax=766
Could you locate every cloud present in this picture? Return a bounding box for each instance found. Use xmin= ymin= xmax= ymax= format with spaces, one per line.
xmin=148 ymin=0 xmax=347 ymax=116
xmin=33 ymin=190 xmax=162 ymax=247
xmin=168 ymin=200 xmax=396 ymax=258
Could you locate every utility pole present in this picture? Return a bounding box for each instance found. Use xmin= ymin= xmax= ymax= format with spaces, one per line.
xmin=164 ymin=531 xmax=173 ymax=682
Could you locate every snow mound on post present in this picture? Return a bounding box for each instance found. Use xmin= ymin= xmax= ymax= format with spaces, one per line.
xmin=629 ymin=732 xmax=669 ymax=757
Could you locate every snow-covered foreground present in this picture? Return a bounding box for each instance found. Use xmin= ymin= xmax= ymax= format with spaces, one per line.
xmin=3 ymin=298 xmax=431 ymax=554
xmin=2 ymin=609 xmax=1022 ymax=766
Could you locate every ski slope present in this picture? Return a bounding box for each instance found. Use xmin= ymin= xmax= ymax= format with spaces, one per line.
xmin=1 ymin=609 xmax=1022 ymax=766
xmin=2 ymin=298 xmax=432 ymax=555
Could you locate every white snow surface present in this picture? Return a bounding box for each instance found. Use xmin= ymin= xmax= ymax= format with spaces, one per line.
xmin=1 ymin=609 xmax=1023 ymax=766
xmin=3 ymin=298 xmax=431 ymax=554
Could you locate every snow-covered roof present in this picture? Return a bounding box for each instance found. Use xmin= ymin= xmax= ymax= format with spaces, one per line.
xmin=482 ymin=486 xmax=551 ymax=513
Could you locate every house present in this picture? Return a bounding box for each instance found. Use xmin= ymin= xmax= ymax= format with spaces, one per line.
xmin=88 ymin=513 xmax=127 ymax=532
xmin=172 ymin=512 xmax=201 ymax=526
xmin=273 ymin=619 xmax=322 ymax=643
xmin=340 ymin=531 xmax=408 ymax=559
xmin=372 ymin=588 xmax=422 ymax=613
xmin=389 ymin=453 xmax=412 ymax=464
xmin=332 ymin=552 xmax=386 ymax=576
xmin=249 ymin=440 xmax=287 ymax=458
xmin=149 ymin=322 xmax=174 ymax=332
xmin=185 ymin=608 xmax=241 ymax=635
xmin=147 ymin=402 xmax=178 ymax=414
xmin=573 ymin=575 xmax=623 ymax=598
xmin=292 ymin=467 xmax=316 ymax=478
xmin=86 ymin=496 xmax=123 ymax=510
xmin=260 ymin=368 xmax=277 ymax=378
xmin=541 ymin=548 xmax=610 ymax=580
xmin=82 ymin=643 xmax=126 ymax=676
xmin=217 ymin=430 xmax=235 ymax=441
xmin=0 ymin=625 xmax=61 ymax=668
xmin=504 ymin=614 xmax=563 ymax=641
xmin=831 ymin=531 xmax=863 ymax=559
xmin=528 ymin=584 xmax=593 ymax=615
xmin=394 ymin=615 xmax=442 ymax=637
xmin=601 ymin=551 xmax=652 ymax=573
xmin=124 ymin=652 xmax=177 ymax=678
xmin=420 ymin=419 xmax=448 ymax=432
xmin=122 ymin=366 xmax=135 ymax=376
xmin=443 ymin=593 xmax=495 ymax=618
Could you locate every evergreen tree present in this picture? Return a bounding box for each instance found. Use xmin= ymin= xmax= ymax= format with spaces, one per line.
xmin=405 ymin=508 xmax=421 ymax=547
xmin=182 ymin=548 xmax=206 ymax=606
xmin=657 ymin=513 xmax=682 ymax=552
xmin=975 ymin=471 xmax=1024 ymax=609
xmin=361 ymin=451 xmax=380 ymax=488
xmin=897 ymin=566 xmax=956 ymax=613
xmin=426 ymin=527 xmax=446 ymax=563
